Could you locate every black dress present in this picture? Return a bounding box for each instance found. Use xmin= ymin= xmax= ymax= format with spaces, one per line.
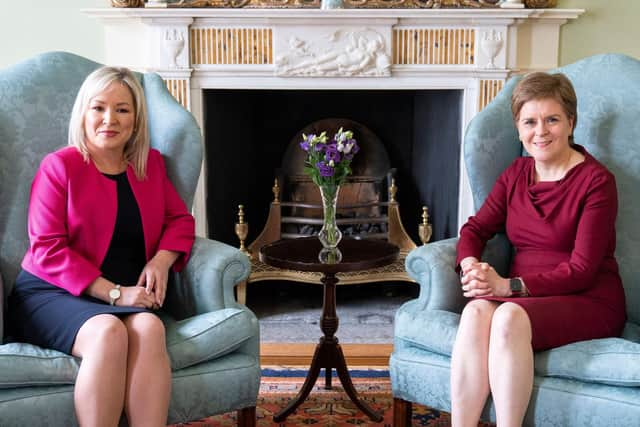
xmin=9 ymin=172 xmax=151 ymax=354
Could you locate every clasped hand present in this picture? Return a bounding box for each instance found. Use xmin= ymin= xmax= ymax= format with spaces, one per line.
xmin=459 ymin=257 xmax=510 ymax=298
xmin=116 ymin=251 xmax=176 ymax=309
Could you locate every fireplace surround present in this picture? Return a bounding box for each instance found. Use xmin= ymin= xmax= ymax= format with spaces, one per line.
xmin=85 ymin=7 xmax=583 ymax=238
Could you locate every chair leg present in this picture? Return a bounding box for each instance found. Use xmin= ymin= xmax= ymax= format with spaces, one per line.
xmin=236 ymin=280 xmax=247 ymax=305
xmin=393 ymin=397 xmax=412 ymax=427
xmin=237 ymin=405 xmax=256 ymax=427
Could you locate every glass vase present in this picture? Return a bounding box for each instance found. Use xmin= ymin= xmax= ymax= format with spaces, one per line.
xmin=318 ymin=184 xmax=342 ymax=263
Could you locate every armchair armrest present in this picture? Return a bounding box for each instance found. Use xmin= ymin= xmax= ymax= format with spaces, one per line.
xmin=406 ymin=238 xmax=466 ymax=313
xmin=405 ymin=234 xmax=513 ymax=314
xmin=164 ymin=237 xmax=250 ymax=319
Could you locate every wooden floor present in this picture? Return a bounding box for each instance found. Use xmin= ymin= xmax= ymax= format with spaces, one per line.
xmin=261 ymin=342 xmax=392 ymax=366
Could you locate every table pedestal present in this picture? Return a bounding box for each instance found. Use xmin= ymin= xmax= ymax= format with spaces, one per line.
xmin=273 ymin=272 xmax=383 ymax=422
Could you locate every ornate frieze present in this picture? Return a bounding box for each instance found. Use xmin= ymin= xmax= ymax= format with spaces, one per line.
xmin=110 ymin=0 xmax=144 ymax=6
xmin=275 ymin=29 xmax=391 ymax=77
xmin=111 ymin=0 xmax=503 ymax=8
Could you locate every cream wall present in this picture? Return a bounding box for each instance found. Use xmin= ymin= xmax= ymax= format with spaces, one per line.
xmin=558 ymin=0 xmax=640 ymax=65
xmin=0 ymin=1 xmax=639 ymax=69
xmin=0 ymin=0 xmax=107 ymax=69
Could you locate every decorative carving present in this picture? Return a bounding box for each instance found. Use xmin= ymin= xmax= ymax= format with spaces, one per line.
xmin=108 ymin=0 xmax=502 ymax=7
xmin=480 ymin=29 xmax=503 ymax=68
xmin=174 ymin=0 xmax=253 ymax=7
xmin=276 ymin=29 xmax=391 ymax=77
xmin=164 ymin=29 xmax=185 ymax=68
xmin=147 ymin=0 xmax=500 ymax=8
xmin=412 ymin=0 xmax=500 ymax=7
xmin=524 ymin=0 xmax=557 ymax=7
xmin=110 ymin=0 xmax=144 ymax=6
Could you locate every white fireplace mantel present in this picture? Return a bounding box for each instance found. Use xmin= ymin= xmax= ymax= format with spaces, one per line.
xmin=85 ymin=7 xmax=583 ymax=237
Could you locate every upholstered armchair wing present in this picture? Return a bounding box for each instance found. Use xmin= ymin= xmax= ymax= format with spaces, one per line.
xmin=0 ymin=52 xmax=260 ymax=426
xmin=390 ymin=53 xmax=640 ymax=427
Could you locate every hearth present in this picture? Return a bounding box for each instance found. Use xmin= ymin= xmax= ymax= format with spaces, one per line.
xmin=205 ymin=88 xmax=461 ymax=245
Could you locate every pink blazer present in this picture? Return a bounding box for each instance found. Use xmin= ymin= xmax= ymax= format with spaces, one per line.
xmin=22 ymin=146 xmax=195 ymax=296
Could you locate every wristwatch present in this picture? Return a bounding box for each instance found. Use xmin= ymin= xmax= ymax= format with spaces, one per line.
xmin=509 ymin=278 xmax=524 ymax=297
xmin=109 ymin=284 xmax=121 ymax=306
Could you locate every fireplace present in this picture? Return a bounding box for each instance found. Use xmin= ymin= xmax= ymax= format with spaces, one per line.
xmin=205 ymin=88 xmax=462 ymax=245
xmin=85 ymin=7 xmax=583 ymax=238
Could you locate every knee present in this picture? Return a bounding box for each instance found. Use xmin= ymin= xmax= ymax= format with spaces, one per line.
xmin=460 ymin=299 xmax=496 ymax=325
xmin=85 ymin=316 xmax=129 ymax=357
xmin=126 ymin=313 xmax=167 ymax=348
xmin=490 ymin=303 xmax=532 ymax=346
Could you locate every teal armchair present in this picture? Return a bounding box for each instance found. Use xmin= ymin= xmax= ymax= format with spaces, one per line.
xmin=390 ymin=54 xmax=640 ymax=426
xmin=0 ymin=52 xmax=260 ymax=426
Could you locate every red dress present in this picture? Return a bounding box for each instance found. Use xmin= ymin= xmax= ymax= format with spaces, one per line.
xmin=456 ymin=145 xmax=626 ymax=351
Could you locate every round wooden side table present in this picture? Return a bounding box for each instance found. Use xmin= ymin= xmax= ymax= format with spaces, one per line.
xmin=259 ymin=236 xmax=399 ymax=422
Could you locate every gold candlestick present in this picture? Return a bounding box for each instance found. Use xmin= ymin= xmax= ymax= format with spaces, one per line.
xmin=418 ymin=206 xmax=432 ymax=245
xmin=235 ymin=204 xmax=250 ymax=256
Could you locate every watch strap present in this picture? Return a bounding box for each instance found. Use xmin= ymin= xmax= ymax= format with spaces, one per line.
xmin=509 ymin=278 xmax=524 ymax=297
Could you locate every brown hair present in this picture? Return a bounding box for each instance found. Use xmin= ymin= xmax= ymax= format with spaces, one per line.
xmin=511 ymin=72 xmax=578 ymax=142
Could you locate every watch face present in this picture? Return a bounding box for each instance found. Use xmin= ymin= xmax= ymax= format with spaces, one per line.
xmin=509 ymin=278 xmax=522 ymax=293
xmin=109 ymin=288 xmax=121 ymax=299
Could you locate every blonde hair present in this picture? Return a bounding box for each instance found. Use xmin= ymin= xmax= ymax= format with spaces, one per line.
xmin=68 ymin=66 xmax=149 ymax=180
xmin=511 ymin=72 xmax=578 ymax=143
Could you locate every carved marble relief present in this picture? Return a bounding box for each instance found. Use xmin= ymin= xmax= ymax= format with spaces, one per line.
xmin=480 ymin=29 xmax=503 ymax=68
xmin=275 ymin=29 xmax=391 ymax=77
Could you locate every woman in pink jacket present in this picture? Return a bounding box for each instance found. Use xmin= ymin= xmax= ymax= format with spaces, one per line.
xmin=9 ymin=66 xmax=195 ymax=427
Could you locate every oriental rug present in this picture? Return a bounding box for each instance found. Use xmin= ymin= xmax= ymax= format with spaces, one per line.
xmin=169 ymin=368 xmax=495 ymax=427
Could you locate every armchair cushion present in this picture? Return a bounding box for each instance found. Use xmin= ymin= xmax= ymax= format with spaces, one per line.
xmin=0 ymin=344 xmax=78 ymax=388
xmin=0 ymin=309 xmax=258 ymax=388
xmin=162 ymin=308 xmax=258 ymax=371
xmin=534 ymin=338 xmax=640 ymax=387
xmin=395 ymin=304 xmax=458 ymax=357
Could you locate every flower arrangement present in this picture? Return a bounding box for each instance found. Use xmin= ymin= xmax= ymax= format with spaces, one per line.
xmin=299 ymin=128 xmax=360 ymax=258
xmin=299 ymin=127 xmax=360 ymax=187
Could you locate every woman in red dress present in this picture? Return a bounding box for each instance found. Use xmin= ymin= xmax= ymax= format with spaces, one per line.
xmin=451 ymin=72 xmax=626 ymax=427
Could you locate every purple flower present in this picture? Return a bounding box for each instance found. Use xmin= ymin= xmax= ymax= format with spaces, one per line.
xmin=343 ymin=140 xmax=359 ymax=160
xmin=325 ymin=144 xmax=341 ymax=163
xmin=316 ymin=161 xmax=335 ymax=177
xmin=300 ymin=134 xmax=315 ymax=152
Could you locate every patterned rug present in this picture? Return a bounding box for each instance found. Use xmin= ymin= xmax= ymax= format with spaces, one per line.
xmin=169 ymin=368 xmax=495 ymax=427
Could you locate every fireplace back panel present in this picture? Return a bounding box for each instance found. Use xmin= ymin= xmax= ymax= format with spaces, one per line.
xmin=204 ymin=89 xmax=462 ymax=246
